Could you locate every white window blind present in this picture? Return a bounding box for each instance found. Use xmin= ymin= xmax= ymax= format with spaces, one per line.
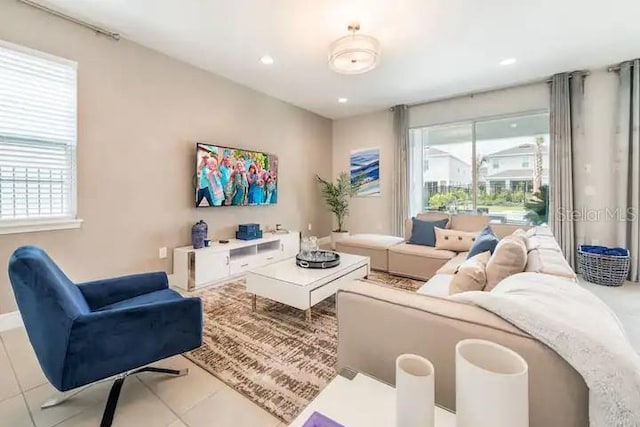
xmin=0 ymin=41 xmax=77 ymax=222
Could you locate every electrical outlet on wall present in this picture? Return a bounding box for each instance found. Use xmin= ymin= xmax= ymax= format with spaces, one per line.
xmin=159 ymin=247 xmax=167 ymax=259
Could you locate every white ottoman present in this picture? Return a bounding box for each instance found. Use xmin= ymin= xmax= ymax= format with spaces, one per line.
xmin=336 ymin=234 xmax=404 ymax=271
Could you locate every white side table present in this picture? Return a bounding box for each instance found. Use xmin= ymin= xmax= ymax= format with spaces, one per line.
xmin=289 ymin=370 xmax=456 ymax=427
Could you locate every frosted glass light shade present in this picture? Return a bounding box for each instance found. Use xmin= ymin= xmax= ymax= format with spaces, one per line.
xmin=396 ymin=354 xmax=435 ymax=427
xmin=456 ymin=339 xmax=529 ymax=427
xmin=328 ymin=34 xmax=381 ymax=74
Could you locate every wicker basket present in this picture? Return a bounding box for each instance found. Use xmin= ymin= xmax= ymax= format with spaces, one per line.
xmin=577 ymin=245 xmax=630 ymax=286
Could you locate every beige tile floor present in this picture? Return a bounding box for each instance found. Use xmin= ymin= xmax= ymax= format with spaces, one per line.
xmin=0 ymin=277 xmax=638 ymax=427
xmin=0 ymin=327 xmax=284 ymax=427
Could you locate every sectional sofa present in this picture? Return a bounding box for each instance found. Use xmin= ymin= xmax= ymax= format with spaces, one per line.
xmin=335 ymin=221 xmax=587 ymax=427
xmin=336 ymin=212 xmax=529 ymax=281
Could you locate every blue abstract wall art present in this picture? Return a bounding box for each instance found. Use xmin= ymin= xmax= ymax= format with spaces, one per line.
xmin=350 ymin=148 xmax=380 ymax=197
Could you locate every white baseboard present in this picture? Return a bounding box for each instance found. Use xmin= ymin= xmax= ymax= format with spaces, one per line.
xmin=0 ymin=311 xmax=23 ymax=332
xmin=318 ymin=236 xmax=331 ymax=246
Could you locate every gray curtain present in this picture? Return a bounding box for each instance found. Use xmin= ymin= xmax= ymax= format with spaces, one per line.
xmin=614 ymin=60 xmax=640 ymax=281
xmin=549 ymin=73 xmax=585 ymax=269
xmin=392 ymin=105 xmax=409 ymax=237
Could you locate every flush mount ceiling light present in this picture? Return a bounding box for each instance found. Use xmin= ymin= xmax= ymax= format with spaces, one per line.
xmin=328 ymin=23 xmax=381 ymax=75
xmin=338 ymin=97 xmax=348 ymax=103
xmin=499 ymin=58 xmax=517 ymax=66
xmin=259 ymin=55 xmax=274 ymax=65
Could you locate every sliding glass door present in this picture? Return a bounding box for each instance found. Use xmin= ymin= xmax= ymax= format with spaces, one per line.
xmin=408 ymin=111 xmax=550 ymax=225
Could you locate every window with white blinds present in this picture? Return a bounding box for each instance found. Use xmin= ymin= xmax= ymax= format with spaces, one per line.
xmin=0 ymin=41 xmax=77 ymax=223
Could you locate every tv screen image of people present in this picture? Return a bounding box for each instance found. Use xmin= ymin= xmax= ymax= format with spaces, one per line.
xmin=195 ymin=143 xmax=278 ymax=207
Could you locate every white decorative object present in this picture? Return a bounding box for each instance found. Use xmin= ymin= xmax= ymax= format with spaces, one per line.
xmin=396 ymin=354 xmax=435 ymax=427
xmin=456 ymin=339 xmax=529 ymax=427
xmin=173 ymin=231 xmax=300 ymax=290
xmin=328 ymin=23 xmax=381 ymax=75
xmin=331 ymin=230 xmax=350 ymax=249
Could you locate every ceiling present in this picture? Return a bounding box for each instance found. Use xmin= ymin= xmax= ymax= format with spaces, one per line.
xmin=35 ymin=0 xmax=640 ymax=119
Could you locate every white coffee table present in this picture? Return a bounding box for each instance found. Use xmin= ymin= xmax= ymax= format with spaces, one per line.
xmin=246 ymin=252 xmax=369 ymax=322
xmin=289 ymin=369 xmax=456 ymax=427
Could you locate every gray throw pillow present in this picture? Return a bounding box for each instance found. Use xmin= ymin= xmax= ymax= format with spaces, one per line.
xmin=409 ymin=217 xmax=449 ymax=247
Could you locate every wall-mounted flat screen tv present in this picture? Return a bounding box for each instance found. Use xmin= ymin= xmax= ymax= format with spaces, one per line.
xmin=195 ymin=143 xmax=278 ymax=207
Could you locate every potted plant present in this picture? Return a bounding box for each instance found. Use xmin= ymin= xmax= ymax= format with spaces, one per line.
xmin=316 ymin=172 xmax=363 ymax=249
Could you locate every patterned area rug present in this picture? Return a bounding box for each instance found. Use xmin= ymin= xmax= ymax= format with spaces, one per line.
xmin=184 ymin=271 xmax=422 ymax=422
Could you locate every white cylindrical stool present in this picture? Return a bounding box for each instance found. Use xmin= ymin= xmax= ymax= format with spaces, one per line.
xmin=396 ymin=354 xmax=435 ymax=427
xmin=456 ymin=339 xmax=529 ymax=427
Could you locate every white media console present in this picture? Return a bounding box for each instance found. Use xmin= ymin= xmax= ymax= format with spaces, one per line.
xmin=173 ymin=231 xmax=300 ymax=291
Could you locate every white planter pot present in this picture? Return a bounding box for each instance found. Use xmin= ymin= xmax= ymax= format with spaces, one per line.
xmin=331 ymin=231 xmax=350 ymax=250
xmin=456 ymin=339 xmax=529 ymax=427
xmin=396 ymin=354 xmax=435 ymax=427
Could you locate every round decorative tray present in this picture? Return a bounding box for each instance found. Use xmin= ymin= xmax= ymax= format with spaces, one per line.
xmin=296 ymin=250 xmax=341 ymax=269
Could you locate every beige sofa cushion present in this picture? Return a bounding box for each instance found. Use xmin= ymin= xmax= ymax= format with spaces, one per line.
xmin=337 ymin=234 xmax=404 ymax=250
xmin=526 ymin=248 xmax=577 ymax=281
xmin=449 ymin=214 xmax=490 ymax=232
xmin=436 ymin=252 xmax=469 ymax=274
xmin=449 ymin=251 xmax=491 ymax=295
xmin=492 ymin=223 xmax=532 ymax=239
xmin=388 ymin=242 xmax=456 ymax=260
xmin=417 ymin=273 xmax=454 ymax=297
xmin=526 ymin=226 xmax=554 ymax=238
xmin=434 ymin=227 xmax=478 ymax=252
xmin=527 ymin=235 xmax=562 ymax=252
xmin=485 ymin=236 xmax=528 ymax=291
xmin=404 ymin=212 xmax=450 ymax=241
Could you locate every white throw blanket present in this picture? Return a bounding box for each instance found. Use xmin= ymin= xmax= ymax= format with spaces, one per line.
xmin=451 ymin=273 xmax=640 ymax=427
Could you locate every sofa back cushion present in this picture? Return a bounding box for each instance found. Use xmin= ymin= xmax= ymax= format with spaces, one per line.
xmin=449 ymin=214 xmax=490 ymax=232
xmin=467 ymin=225 xmax=500 ymax=259
xmin=526 ymin=248 xmax=577 ymax=281
xmin=485 ymin=236 xmax=528 ymax=291
xmin=405 ymin=212 xmax=450 ymax=241
xmin=434 ymin=227 xmax=479 ymax=252
xmin=449 ymin=251 xmax=491 ymax=295
xmin=408 ymin=217 xmax=449 ymax=247
xmin=492 ymin=223 xmax=532 ymax=239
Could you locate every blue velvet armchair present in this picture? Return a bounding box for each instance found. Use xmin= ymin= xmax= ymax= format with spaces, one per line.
xmin=8 ymin=246 xmax=203 ymax=426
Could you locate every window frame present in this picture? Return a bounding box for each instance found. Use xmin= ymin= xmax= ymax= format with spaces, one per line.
xmin=0 ymin=40 xmax=82 ymax=235
xmin=409 ymin=109 xmax=550 ymax=224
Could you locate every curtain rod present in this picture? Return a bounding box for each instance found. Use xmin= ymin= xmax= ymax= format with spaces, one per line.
xmin=608 ymin=59 xmax=640 ymax=72
xmin=401 ymin=70 xmax=590 ymax=110
xmin=17 ymin=0 xmax=120 ymax=41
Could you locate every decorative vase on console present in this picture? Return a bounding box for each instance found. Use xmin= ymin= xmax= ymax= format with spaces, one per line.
xmin=396 ymin=354 xmax=435 ymax=427
xmin=191 ymin=220 xmax=208 ymax=249
xmin=456 ymin=339 xmax=529 ymax=427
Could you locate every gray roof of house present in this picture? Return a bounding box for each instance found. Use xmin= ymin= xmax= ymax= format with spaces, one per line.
xmin=485 ymin=143 xmax=548 ymax=158
xmin=485 ymin=168 xmax=549 ymax=179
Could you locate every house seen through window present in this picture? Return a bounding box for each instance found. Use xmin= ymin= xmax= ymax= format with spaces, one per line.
xmin=408 ymin=111 xmax=550 ymax=225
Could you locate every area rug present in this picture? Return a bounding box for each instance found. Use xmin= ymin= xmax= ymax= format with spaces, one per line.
xmin=184 ymin=271 xmax=422 ymax=422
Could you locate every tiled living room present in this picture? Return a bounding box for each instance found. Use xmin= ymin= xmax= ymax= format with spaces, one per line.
xmin=2 ymin=1 xmax=640 ymax=427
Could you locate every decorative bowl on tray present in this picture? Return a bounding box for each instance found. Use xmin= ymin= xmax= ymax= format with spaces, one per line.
xmin=296 ymin=250 xmax=341 ymax=269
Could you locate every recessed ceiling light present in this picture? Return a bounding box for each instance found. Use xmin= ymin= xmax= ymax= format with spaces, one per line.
xmin=338 ymin=97 xmax=348 ymax=103
xmin=499 ymin=58 xmax=517 ymax=66
xmin=510 ymin=123 xmax=518 ymax=128
xmin=259 ymin=55 xmax=274 ymax=65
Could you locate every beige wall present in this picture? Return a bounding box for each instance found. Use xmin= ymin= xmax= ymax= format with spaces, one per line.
xmin=0 ymin=0 xmax=332 ymax=314
xmin=335 ymin=77 xmax=622 ymax=247
xmin=332 ymin=110 xmax=394 ymax=234
xmin=409 ymin=83 xmax=550 ymax=128
xmin=574 ymin=69 xmax=618 ymax=247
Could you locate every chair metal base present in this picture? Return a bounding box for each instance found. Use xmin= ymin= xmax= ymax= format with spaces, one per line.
xmin=41 ymin=366 xmax=189 ymax=427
